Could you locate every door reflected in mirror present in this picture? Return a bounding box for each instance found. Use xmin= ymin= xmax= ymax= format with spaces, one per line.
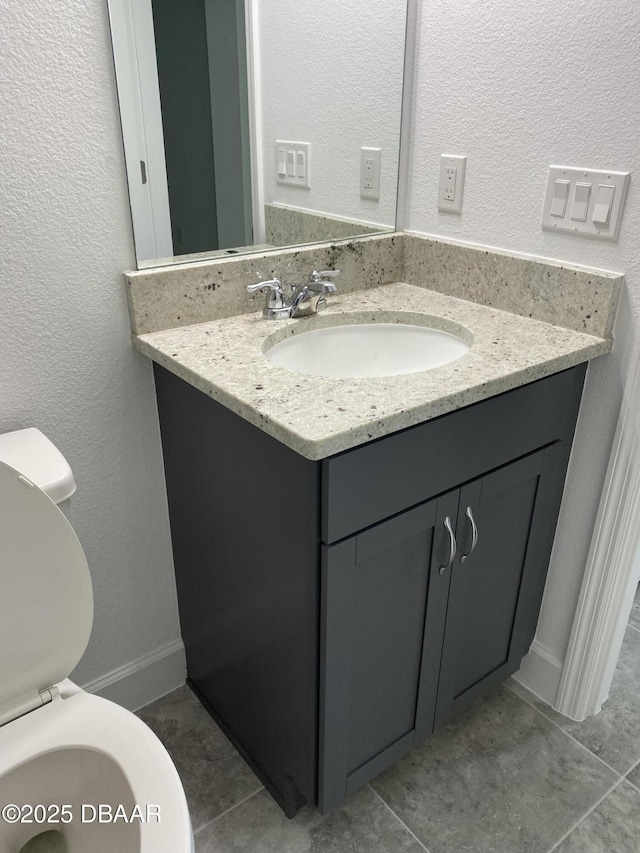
xmin=108 ymin=0 xmax=408 ymax=268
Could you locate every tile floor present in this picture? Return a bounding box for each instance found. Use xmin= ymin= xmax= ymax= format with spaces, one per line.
xmin=139 ymin=586 xmax=640 ymax=852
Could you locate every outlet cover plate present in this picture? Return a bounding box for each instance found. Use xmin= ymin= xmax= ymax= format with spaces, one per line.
xmin=360 ymin=147 xmax=382 ymax=200
xmin=438 ymin=154 xmax=467 ymax=214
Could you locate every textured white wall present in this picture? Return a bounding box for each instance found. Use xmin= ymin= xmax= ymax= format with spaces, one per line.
xmin=258 ymin=0 xmax=406 ymax=228
xmin=4 ymin=0 xmax=637 ymax=706
xmin=0 ymin=1 xmax=181 ymax=687
xmin=406 ymin=0 xmax=640 ymax=685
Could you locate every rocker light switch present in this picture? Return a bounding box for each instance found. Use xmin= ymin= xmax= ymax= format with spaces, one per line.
xmin=592 ymin=185 xmax=615 ymax=226
xmin=550 ymin=180 xmax=570 ymax=217
xmin=286 ymin=151 xmax=295 ymax=178
xmin=277 ymin=148 xmax=286 ymax=177
xmin=570 ymin=183 xmax=591 ymax=221
xmin=296 ymin=151 xmax=306 ymax=180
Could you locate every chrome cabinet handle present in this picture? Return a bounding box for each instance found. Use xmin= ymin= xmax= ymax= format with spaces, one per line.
xmin=439 ymin=516 xmax=457 ymax=574
xmin=460 ymin=506 xmax=478 ymax=563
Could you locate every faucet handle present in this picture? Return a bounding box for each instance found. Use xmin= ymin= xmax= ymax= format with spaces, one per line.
xmin=246 ymin=278 xmax=283 ymax=294
xmin=246 ymin=277 xmax=290 ymax=318
xmin=309 ymin=269 xmax=340 ymax=282
xmin=307 ymin=269 xmax=340 ymax=293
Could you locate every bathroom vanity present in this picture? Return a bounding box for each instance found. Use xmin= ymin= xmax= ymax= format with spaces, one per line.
xmin=130 ymin=272 xmax=616 ymax=818
xmin=154 ymin=359 xmax=584 ymax=817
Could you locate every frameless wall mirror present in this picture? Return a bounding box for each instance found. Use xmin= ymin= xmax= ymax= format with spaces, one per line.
xmin=107 ymin=0 xmax=408 ymax=268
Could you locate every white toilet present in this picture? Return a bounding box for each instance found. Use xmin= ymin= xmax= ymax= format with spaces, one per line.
xmin=0 ymin=429 xmax=194 ymax=853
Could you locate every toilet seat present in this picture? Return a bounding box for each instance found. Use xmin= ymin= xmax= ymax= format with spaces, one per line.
xmin=0 ymin=460 xmax=92 ymax=725
xmin=0 ymin=685 xmax=192 ymax=852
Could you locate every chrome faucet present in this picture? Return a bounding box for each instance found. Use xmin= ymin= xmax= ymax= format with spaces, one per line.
xmin=246 ymin=278 xmax=290 ymax=319
xmin=246 ymin=270 xmax=339 ymax=319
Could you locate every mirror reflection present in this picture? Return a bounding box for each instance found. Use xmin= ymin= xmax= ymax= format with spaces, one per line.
xmin=108 ymin=0 xmax=408 ymax=268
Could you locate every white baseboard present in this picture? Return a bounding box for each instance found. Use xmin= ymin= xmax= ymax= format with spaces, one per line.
xmin=511 ymin=639 xmax=563 ymax=706
xmin=80 ymin=639 xmax=186 ymax=713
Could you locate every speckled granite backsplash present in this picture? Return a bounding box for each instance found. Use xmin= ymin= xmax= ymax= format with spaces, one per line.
xmin=264 ymin=204 xmax=381 ymax=246
xmin=125 ymin=232 xmax=622 ymax=338
xmin=125 ymin=233 xmax=403 ymax=335
xmin=404 ymin=234 xmax=622 ymax=338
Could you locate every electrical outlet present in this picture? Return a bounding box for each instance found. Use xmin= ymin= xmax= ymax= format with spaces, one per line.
xmin=364 ymin=158 xmax=375 ymax=188
xmin=360 ymin=147 xmax=381 ymax=199
xmin=443 ymin=167 xmax=457 ymax=200
xmin=438 ymin=155 xmax=467 ymax=214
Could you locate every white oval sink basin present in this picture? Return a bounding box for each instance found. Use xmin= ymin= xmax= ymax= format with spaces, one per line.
xmin=264 ymin=322 xmax=471 ymax=378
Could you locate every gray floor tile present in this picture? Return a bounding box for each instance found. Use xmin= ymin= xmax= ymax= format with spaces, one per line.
xmin=553 ymin=780 xmax=640 ymax=853
xmin=628 ymin=584 xmax=640 ymax=632
xmin=137 ymin=685 xmax=262 ymax=833
xmin=626 ymin=761 xmax=640 ymax=790
xmin=370 ymin=686 xmax=617 ymax=853
xmin=195 ymin=787 xmax=428 ymax=853
xmin=512 ymin=626 xmax=640 ymax=775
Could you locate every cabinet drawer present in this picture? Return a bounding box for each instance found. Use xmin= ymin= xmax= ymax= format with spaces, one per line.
xmin=321 ymin=365 xmax=586 ymax=543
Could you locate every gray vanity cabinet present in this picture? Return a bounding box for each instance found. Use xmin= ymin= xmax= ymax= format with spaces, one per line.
xmin=319 ymin=444 xmax=562 ymax=811
xmin=152 ymin=360 xmax=587 ymax=819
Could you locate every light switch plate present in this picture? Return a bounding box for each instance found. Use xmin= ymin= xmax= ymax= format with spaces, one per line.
xmin=276 ymin=141 xmax=311 ymax=188
xmin=542 ymin=166 xmax=630 ymax=241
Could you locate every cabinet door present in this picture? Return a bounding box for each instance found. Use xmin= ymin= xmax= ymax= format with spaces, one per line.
xmin=319 ymin=492 xmax=458 ymax=813
xmin=434 ymin=445 xmax=561 ymax=728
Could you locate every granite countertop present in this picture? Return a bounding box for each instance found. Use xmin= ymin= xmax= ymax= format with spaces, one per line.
xmin=134 ymin=282 xmax=611 ymax=460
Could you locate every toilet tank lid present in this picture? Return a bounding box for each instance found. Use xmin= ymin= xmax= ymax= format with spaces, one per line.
xmin=0 ymin=429 xmax=76 ymax=505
